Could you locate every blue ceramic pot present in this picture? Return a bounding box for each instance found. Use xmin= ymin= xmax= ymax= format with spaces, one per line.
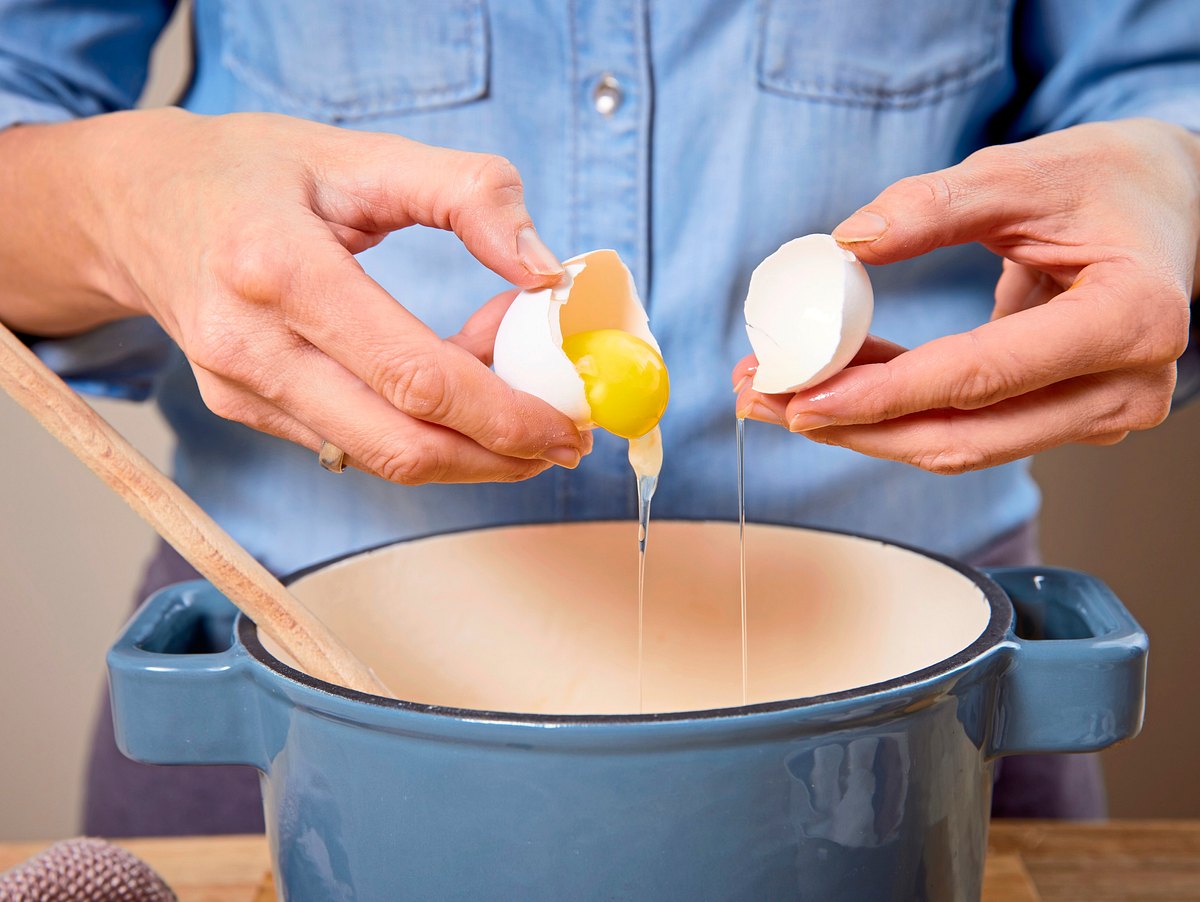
xmin=108 ymin=522 xmax=1146 ymax=901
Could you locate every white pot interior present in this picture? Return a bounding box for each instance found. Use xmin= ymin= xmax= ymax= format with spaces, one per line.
xmin=271 ymin=521 xmax=992 ymax=715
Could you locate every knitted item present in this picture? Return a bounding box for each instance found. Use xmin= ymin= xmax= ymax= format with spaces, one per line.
xmin=0 ymin=838 xmax=176 ymax=901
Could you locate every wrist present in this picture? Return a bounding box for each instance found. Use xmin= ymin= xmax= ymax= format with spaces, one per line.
xmin=0 ymin=111 xmax=198 ymax=335
xmin=75 ymin=107 xmax=199 ymax=320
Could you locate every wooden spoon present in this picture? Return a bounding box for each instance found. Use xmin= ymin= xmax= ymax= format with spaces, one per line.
xmin=0 ymin=321 xmax=392 ymax=698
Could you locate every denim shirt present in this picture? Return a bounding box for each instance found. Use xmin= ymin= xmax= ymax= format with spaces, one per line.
xmin=2 ymin=1 xmax=1198 ymax=576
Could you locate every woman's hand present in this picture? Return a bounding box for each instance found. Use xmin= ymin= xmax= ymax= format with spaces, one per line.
xmin=734 ymin=118 xmax=1199 ymax=474
xmin=0 ymin=109 xmax=588 ymax=483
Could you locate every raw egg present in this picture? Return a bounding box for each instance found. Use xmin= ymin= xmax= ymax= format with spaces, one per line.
xmin=745 ymin=233 xmax=874 ymax=394
xmin=493 ymin=249 xmax=668 ymax=441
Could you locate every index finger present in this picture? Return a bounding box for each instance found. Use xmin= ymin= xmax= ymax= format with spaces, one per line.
xmin=316 ymin=135 xmax=564 ymax=291
xmin=289 ymin=244 xmax=585 ymax=462
xmin=733 ymin=336 xmax=908 ymax=424
xmin=782 ymin=269 xmax=1172 ymax=431
xmin=731 ymin=336 xmax=910 ymax=395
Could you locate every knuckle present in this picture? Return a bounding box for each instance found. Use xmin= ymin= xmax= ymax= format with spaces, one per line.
xmin=845 ymin=364 xmax=897 ymax=423
xmin=440 ymin=153 xmax=527 ymax=235
xmin=917 ymin=446 xmax=988 ymax=476
xmin=1132 ymin=383 xmax=1174 ymax=430
xmin=183 ymin=307 xmax=289 ymax=394
xmin=479 ymin=413 xmax=530 ymax=457
xmin=962 ymin=143 xmax=1017 ymax=178
xmin=211 ymin=229 xmax=293 ymax=304
xmin=279 ymin=251 xmax=350 ymax=329
xmin=962 ymin=144 xmax=1000 ymax=166
xmin=1121 ymin=283 xmax=1192 ymax=366
xmin=1100 ymin=371 xmax=1175 ymax=434
xmin=184 ymin=306 xmax=246 ymax=375
xmin=380 ymin=352 xmax=450 ymax=420
xmin=1081 ymin=431 xmax=1130 ymax=447
xmin=464 ymin=153 xmax=524 ymax=206
xmin=909 ymin=419 xmax=990 ymax=475
xmin=195 ymin=379 xmax=252 ymax=425
xmin=946 ymin=337 xmax=1017 ymax=409
xmin=1158 ymin=289 xmax=1193 ymax=360
xmin=375 ymin=444 xmax=442 ymax=486
xmin=951 ymin=362 xmax=1012 ymax=409
xmin=251 ymin=367 xmax=291 ymax=408
xmin=892 ymin=173 xmax=958 ymax=212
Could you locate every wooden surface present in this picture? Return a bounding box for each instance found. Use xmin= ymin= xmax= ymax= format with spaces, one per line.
xmin=1 ymin=822 xmax=1196 ymax=900
xmin=0 ymin=321 xmax=389 ymax=698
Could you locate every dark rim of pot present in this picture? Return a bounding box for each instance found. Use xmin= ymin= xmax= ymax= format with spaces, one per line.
xmin=238 ymin=518 xmax=1013 ymax=724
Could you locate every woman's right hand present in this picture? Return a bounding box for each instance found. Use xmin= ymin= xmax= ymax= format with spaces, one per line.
xmin=0 ymin=108 xmax=588 ymax=483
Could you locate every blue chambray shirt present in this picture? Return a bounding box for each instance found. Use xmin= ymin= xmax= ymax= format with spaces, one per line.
xmin=2 ymin=1 xmax=1198 ymax=577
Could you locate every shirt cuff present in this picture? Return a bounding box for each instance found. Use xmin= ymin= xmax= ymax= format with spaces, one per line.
xmin=27 ymin=317 xmax=177 ymax=402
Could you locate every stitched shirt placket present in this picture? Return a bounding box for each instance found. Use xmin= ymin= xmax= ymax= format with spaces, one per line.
xmin=561 ymin=0 xmax=654 ymax=520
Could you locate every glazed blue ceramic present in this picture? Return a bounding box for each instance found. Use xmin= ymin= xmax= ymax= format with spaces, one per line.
xmin=108 ymin=526 xmax=1146 ymax=902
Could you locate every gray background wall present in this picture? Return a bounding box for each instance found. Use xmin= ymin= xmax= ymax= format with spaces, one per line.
xmin=1 ymin=4 xmax=1197 ymax=840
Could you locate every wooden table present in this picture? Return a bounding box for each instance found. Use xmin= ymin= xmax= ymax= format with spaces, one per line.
xmin=2 ymin=821 xmax=1197 ymax=901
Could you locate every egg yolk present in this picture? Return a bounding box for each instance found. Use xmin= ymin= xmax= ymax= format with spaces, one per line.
xmin=561 ymin=329 xmax=669 ymax=439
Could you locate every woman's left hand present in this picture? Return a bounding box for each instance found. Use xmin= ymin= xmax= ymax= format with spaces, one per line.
xmin=734 ymin=118 xmax=1200 ymax=474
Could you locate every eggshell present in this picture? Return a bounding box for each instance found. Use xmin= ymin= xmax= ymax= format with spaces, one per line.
xmin=745 ymin=234 xmax=874 ymax=395
xmin=494 ymin=249 xmax=659 ymax=427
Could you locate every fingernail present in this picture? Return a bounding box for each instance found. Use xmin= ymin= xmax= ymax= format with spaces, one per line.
xmin=739 ymin=400 xmax=783 ymax=427
xmin=833 ymin=210 xmax=888 ymax=244
xmin=733 ymin=374 xmax=752 ymax=395
xmin=517 ymin=227 xmax=564 ymax=278
xmin=788 ymin=412 xmax=836 ymax=432
xmin=579 ymin=431 xmax=594 ymax=455
xmin=541 ymin=445 xmax=581 ymax=468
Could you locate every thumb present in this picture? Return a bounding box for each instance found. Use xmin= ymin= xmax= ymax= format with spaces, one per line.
xmin=320 ymin=135 xmax=564 ymax=291
xmin=831 ymin=150 xmax=1039 ymax=265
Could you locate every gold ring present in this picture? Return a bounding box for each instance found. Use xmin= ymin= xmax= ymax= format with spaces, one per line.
xmin=319 ymin=440 xmax=346 ymax=474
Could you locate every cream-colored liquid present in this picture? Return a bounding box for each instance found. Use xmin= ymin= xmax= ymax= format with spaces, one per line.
xmin=736 ymin=417 xmax=748 ymax=705
xmin=628 ymin=427 xmax=663 ymax=713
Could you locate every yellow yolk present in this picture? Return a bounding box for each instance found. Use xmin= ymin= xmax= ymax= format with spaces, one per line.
xmin=561 ymin=329 xmax=669 ymax=439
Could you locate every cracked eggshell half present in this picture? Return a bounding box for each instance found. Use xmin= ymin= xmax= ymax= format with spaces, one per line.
xmin=745 ymin=233 xmax=874 ymax=395
xmin=493 ymin=249 xmax=658 ymax=428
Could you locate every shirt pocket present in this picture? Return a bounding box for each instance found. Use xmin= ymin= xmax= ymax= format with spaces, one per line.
xmin=218 ymin=0 xmax=489 ymax=122
xmin=755 ymin=0 xmax=1007 ymax=109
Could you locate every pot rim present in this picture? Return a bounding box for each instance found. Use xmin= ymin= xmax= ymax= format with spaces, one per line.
xmin=238 ymin=518 xmax=1013 ymax=725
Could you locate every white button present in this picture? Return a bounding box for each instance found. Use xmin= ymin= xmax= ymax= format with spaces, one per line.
xmin=592 ymin=73 xmax=623 ymax=117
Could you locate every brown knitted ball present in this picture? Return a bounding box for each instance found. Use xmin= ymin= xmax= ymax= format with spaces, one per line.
xmin=0 ymin=837 xmax=176 ymax=902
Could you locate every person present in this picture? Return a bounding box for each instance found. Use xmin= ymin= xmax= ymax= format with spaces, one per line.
xmin=0 ymin=1 xmax=1196 ymax=836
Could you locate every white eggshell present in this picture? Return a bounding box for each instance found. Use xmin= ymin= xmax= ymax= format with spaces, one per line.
xmin=494 ymin=249 xmax=658 ymax=427
xmin=745 ymin=234 xmax=873 ymax=395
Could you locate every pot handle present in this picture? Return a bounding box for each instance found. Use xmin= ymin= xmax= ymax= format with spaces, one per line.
xmin=985 ymin=567 xmax=1148 ymax=757
xmin=107 ymin=581 xmax=266 ymax=769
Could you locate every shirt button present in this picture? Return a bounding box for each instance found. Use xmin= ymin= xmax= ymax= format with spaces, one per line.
xmin=592 ymin=73 xmax=623 ymax=117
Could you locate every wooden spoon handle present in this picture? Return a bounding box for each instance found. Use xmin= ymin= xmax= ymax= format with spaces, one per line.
xmin=0 ymin=322 xmax=391 ymax=698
